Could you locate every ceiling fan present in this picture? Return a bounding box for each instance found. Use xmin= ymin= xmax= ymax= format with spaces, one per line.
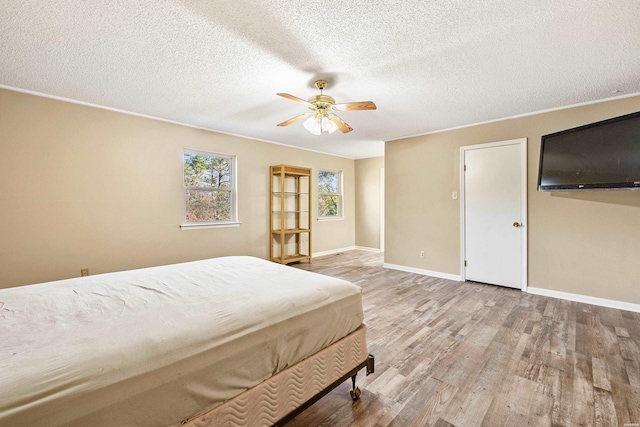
xmin=276 ymin=80 xmax=376 ymax=135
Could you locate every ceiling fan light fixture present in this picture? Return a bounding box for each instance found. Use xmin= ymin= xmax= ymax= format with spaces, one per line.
xmin=303 ymin=116 xmax=322 ymax=135
xmin=303 ymin=115 xmax=338 ymax=135
xmin=321 ymin=116 xmax=338 ymax=134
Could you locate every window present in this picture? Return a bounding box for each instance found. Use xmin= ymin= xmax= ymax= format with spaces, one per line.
xmin=183 ymin=150 xmax=237 ymax=226
xmin=318 ymin=170 xmax=342 ymax=218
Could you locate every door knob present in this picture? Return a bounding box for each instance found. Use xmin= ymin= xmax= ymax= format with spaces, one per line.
xmin=513 ymin=222 xmax=521 ymax=227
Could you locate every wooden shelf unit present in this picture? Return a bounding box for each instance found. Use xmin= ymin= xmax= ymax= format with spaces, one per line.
xmin=270 ymin=165 xmax=312 ymax=264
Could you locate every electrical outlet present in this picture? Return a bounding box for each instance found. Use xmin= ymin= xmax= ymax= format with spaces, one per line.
xmin=81 ymin=268 xmax=89 ymax=277
xmin=420 ymin=251 xmax=425 ymax=259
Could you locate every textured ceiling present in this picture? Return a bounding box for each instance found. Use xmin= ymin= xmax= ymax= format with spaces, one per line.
xmin=1 ymin=1 xmax=639 ymax=159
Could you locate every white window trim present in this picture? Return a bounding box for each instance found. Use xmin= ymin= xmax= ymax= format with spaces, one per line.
xmin=318 ymin=169 xmax=344 ymax=219
xmin=182 ymin=148 xmax=239 ymax=229
xmin=180 ymin=221 xmax=241 ymax=230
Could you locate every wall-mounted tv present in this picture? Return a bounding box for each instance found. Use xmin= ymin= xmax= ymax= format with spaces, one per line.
xmin=538 ymin=111 xmax=640 ymax=191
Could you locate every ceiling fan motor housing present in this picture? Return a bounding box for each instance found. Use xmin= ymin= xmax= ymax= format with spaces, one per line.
xmin=308 ymin=94 xmax=335 ymax=115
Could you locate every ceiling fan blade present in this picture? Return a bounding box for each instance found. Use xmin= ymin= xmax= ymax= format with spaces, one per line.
xmin=333 ymin=101 xmax=377 ymax=111
xmin=277 ymin=112 xmax=313 ymax=127
xmin=276 ymin=93 xmax=314 ymax=109
xmin=327 ymin=114 xmax=353 ymax=133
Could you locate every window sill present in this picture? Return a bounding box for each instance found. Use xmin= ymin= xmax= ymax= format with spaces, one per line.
xmin=180 ymin=221 xmax=241 ymax=230
xmin=317 ymin=216 xmax=345 ymax=222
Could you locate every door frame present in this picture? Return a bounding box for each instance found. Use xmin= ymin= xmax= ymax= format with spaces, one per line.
xmin=459 ymin=138 xmax=528 ymax=291
xmin=380 ymin=167 xmax=385 ymax=252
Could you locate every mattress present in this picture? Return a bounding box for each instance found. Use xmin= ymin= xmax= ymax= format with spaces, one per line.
xmin=0 ymin=256 xmax=364 ymax=427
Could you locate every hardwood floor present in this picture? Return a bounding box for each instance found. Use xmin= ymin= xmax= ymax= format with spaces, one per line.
xmin=286 ymin=250 xmax=640 ymax=427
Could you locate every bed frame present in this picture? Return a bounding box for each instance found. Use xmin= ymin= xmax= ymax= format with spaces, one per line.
xmin=183 ymin=324 xmax=374 ymax=426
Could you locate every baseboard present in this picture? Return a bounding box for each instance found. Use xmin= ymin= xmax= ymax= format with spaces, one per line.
xmin=313 ymin=246 xmax=357 ymax=258
xmin=354 ymin=246 xmax=381 ymax=253
xmin=313 ymin=246 xmax=381 ymax=258
xmin=527 ymin=287 xmax=640 ymax=313
xmin=383 ymin=263 xmax=461 ymax=281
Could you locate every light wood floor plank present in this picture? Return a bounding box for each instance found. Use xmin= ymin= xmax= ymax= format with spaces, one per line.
xmin=285 ymin=250 xmax=640 ymax=426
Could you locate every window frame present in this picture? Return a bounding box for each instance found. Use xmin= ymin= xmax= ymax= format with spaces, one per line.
xmin=317 ymin=169 xmax=344 ymax=220
xmin=180 ymin=149 xmax=240 ymax=230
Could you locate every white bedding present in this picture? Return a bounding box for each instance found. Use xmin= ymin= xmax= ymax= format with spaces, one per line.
xmin=0 ymin=256 xmax=364 ymax=427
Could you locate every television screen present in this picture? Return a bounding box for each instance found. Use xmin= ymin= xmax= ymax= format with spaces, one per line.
xmin=538 ymin=111 xmax=640 ymax=191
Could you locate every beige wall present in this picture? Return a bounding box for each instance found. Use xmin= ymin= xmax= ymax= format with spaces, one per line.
xmin=386 ymin=95 xmax=640 ymax=305
xmin=355 ymin=156 xmax=384 ymax=250
xmin=0 ymin=89 xmax=355 ymax=288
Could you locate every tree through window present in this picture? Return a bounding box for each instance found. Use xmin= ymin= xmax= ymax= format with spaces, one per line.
xmin=318 ymin=170 xmax=342 ymax=217
xmin=183 ymin=150 xmax=236 ymax=223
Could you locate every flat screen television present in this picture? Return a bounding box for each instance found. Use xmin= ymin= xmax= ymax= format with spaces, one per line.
xmin=538 ymin=111 xmax=640 ymax=191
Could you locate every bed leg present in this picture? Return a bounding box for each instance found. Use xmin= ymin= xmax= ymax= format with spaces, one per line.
xmin=349 ymin=374 xmax=361 ymax=401
xmin=348 ymin=354 xmax=374 ymax=401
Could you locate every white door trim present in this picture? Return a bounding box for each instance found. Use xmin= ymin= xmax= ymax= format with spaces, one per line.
xmin=459 ymin=138 xmax=528 ymax=291
xmin=380 ymin=167 xmax=385 ymax=252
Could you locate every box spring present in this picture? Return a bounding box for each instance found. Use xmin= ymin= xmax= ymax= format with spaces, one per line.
xmin=184 ymin=324 xmax=369 ymax=427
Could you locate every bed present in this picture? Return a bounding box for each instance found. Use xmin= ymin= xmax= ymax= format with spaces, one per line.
xmin=0 ymin=256 xmax=373 ymax=426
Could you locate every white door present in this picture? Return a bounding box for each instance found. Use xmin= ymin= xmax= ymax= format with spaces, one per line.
xmin=461 ymin=139 xmax=527 ymax=290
